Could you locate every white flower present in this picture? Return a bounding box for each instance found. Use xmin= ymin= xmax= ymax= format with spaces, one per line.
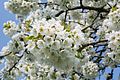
xmin=82 ymin=61 xmax=99 ymax=79
xmin=83 ymin=0 xmax=107 ymax=7
xmin=45 ymin=28 xmax=55 ymax=36
xmin=36 ymin=26 xmax=46 ymax=35
xmin=12 ymin=32 xmax=25 ymax=41
xmin=30 ymin=28 xmax=38 ymax=37
xmin=107 ymin=52 xmax=116 ymax=60
xmin=70 ymin=10 xmax=81 ymax=20
xmin=48 ymin=0 xmax=54 ymax=3
xmin=37 ymin=40 xmax=45 ymax=49
xmin=102 ymin=19 xmax=113 ymax=31
xmin=56 ymin=31 xmax=68 ymax=40
xmin=0 ymin=46 xmax=10 ymax=55
xmin=102 ymin=9 xmax=120 ymax=31
xmin=73 ymin=74 xmax=80 ymax=80
xmin=26 ymin=40 xmax=36 ymax=51
xmin=3 ymin=21 xmax=18 ymax=37
xmin=8 ymin=40 xmax=24 ymax=53
xmin=74 ymin=33 xmax=85 ymax=44
xmin=44 ymin=36 xmax=53 ymax=46
xmin=63 ymin=38 xmax=73 ymax=48
xmin=105 ymin=31 xmax=120 ymax=50
xmin=4 ymin=0 xmax=39 ymax=16
xmin=51 ymin=40 xmax=61 ymax=50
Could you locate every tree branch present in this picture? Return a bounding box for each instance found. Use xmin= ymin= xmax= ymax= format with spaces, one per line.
xmin=38 ymin=2 xmax=60 ymax=7
xmin=82 ymin=12 xmax=100 ymax=32
xmin=80 ymin=0 xmax=83 ymax=6
xmin=64 ymin=11 xmax=68 ymax=22
xmin=77 ymin=40 xmax=108 ymax=52
xmin=8 ymin=53 xmax=24 ymax=73
xmin=0 ymin=52 xmax=12 ymax=59
xmin=55 ymin=6 xmax=109 ymax=17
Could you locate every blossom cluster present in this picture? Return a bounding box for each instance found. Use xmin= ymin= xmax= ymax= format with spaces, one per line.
xmin=4 ymin=0 xmax=39 ymax=16
xmin=97 ymin=6 xmax=120 ymax=65
xmin=82 ymin=61 xmax=99 ymax=79
xmin=97 ymin=7 xmax=120 ymax=35
xmin=105 ymin=31 xmax=120 ymax=64
xmin=3 ymin=21 xmax=18 ymax=37
xmin=22 ymin=18 xmax=88 ymax=71
xmin=102 ymin=9 xmax=120 ymax=31
xmin=1 ymin=0 xmax=120 ymax=80
xmin=47 ymin=0 xmax=80 ymax=9
xmin=1 ymin=16 xmax=97 ymax=79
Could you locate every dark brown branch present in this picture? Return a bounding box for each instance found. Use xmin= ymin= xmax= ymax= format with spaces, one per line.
xmin=55 ymin=6 xmax=109 ymax=17
xmin=55 ymin=10 xmax=65 ymax=17
xmin=38 ymin=2 xmax=60 ymax=6
xmin=94 ymin=49 xmax=106 ymax=63
xmin=96 ymin=48 xmax=107 ymax=53
xmin=106 ymin=69 xmax=114 ymax=80
xmin=94 ymin=43 xmax=108 ymax=47
xmin=107 ymin=3 xmax=112 ymax=8
xmin=80 ymin=0 xmax=83 ymax=6
xmin=82 ymin=12 xmax=100 ymax=32
xmin=77 ymin=40 xmax=108 ymax=52
xmin=83 ymin=40 xmax=108 ymax=47
xmin=8 ymin=53 xmax=24 ymax=73
xmin=7 ymin=49 xmax=31 ymax=73
xmin=38 ymin=2 xmax=47 ymax=5
xmin=0 ymin=52 xmax=12 ymax=59
xmin=64 ymin=11 xmax=68 ymax=22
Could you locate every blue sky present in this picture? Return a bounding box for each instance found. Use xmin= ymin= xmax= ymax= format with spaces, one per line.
xmin=0 ymin=0 xmax=17 ymax=50
xmin=0 ymin=0 xmax=120 ymax=80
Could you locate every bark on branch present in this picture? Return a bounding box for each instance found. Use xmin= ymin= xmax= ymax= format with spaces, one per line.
xmin=55 ymin=6 xmax=109 ymax=17
xmin=77 ymin=40 xmax=108 ymax=52
xmin=0 ymin=52 xmax=12 ymax=59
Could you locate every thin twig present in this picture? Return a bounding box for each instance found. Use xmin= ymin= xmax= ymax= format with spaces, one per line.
xmin=8 ymin=53 xmax=24 ymax=73
xmin=0 ymin=52 xmax=12 ymax=59
xmin=82 ymin=12 xmax=100 ymax=32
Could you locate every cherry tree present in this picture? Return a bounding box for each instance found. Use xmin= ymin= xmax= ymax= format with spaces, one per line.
xmin=0 ymin=0 xmax=120 ymax=80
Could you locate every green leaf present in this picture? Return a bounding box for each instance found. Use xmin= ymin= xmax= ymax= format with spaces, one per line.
xmin=66 ymin=24 xmax=71 ymax=32
xmin=61 ymin=21 xmax=71 ymax=32
xmin=25 ymin=20 xmax=31 ymax=26
xmin=112 ymin=6 xmax=117 ymax=12
xmin=37 ymin=33 xmax=43 ymax=39
xmin=75 ymin=52 xmax=84 ymax=59
xmin=25 ymin=34 xmax=43 ymax=41
xmin=51 ymin=72 xmax=56 ymax=79
xmin=25 ymin=36 xmax=35 ymax=41
xmin=3 ymin=22 xmax=11 ymax=29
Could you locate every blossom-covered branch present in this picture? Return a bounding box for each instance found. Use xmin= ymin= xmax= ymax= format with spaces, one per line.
xmin=78 ymin=40 xmax=108 ymax=52
xmin=55 ymin=5 xmax=109 ymax=17
xmin=1 ymin=0 xmax=120 ymax=80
